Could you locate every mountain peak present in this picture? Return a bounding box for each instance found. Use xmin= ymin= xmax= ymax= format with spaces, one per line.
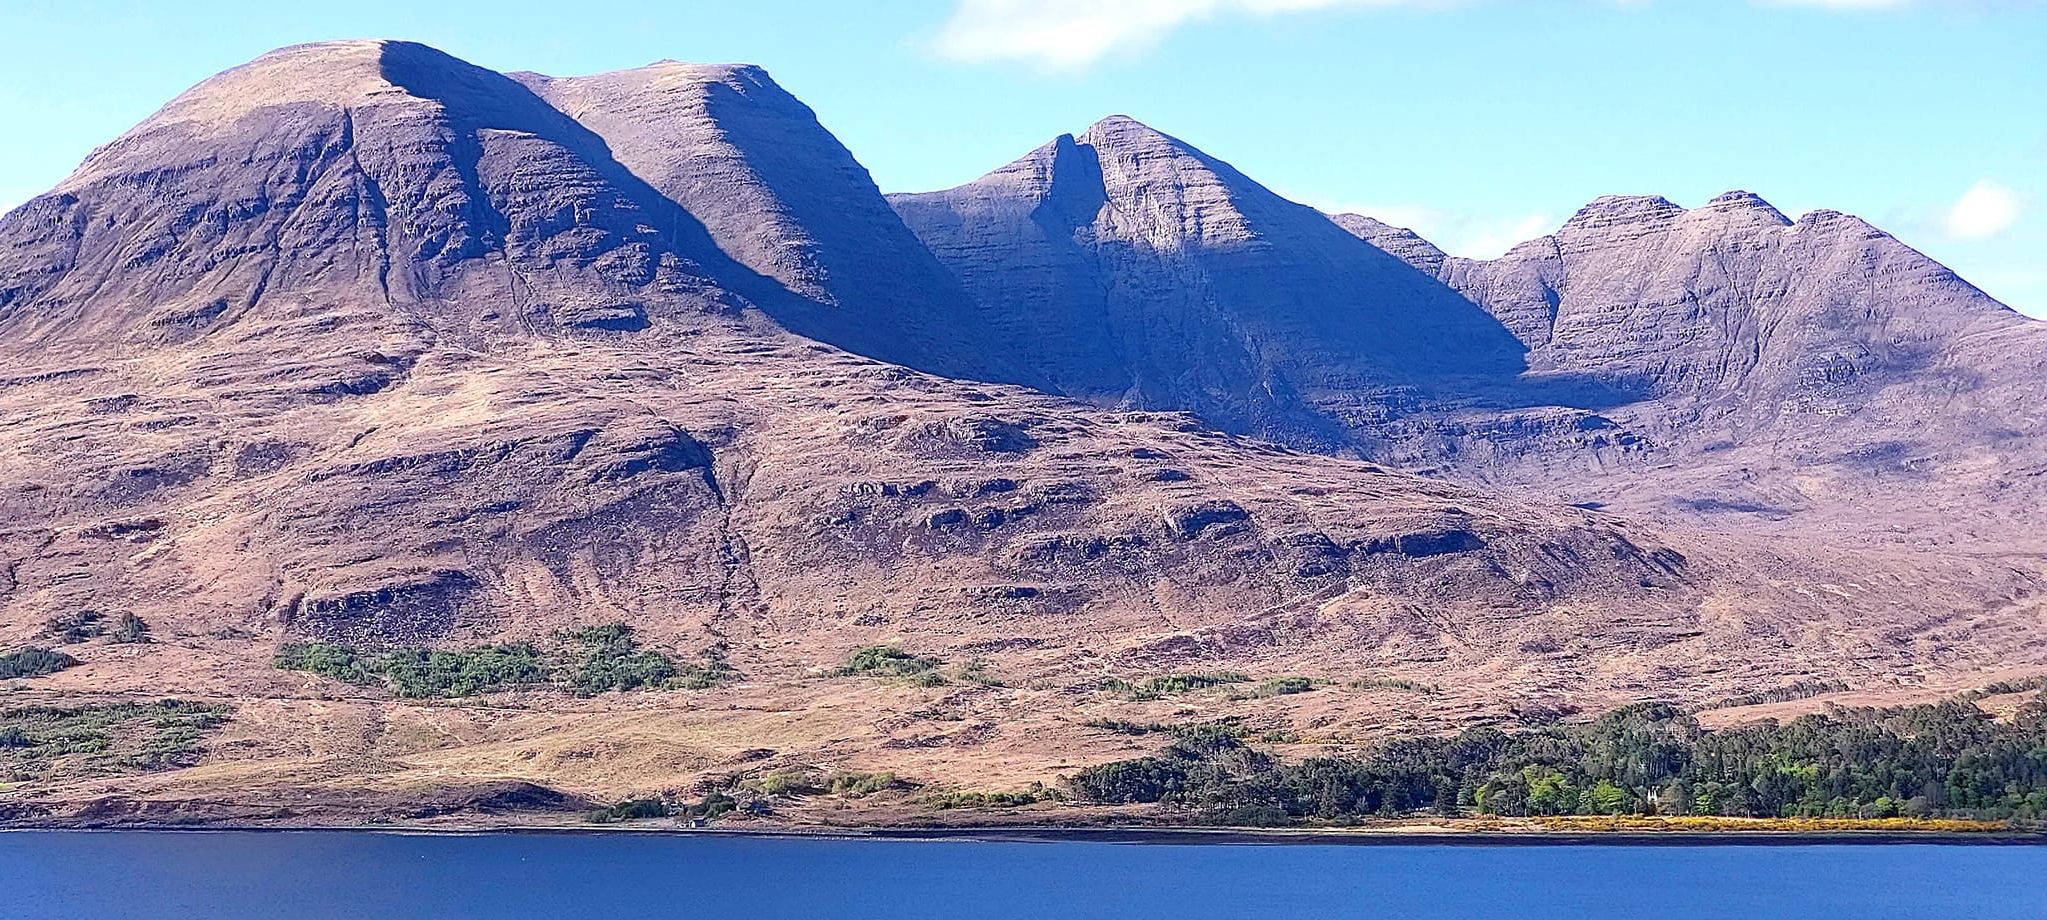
xmin=1695 ymin=189 xmax=1792 ymax=227
xmin=1077 ymin=114 xmax=1187 ymax=154
xmin=585 ymin=59 xmax=775 ymax=88
xmin=1705 ymin=188 xmax=1773 ymax=209
xmin=1792 ymin=208 xmax=1881 ymax=235
xmin=135 ymin=40 xmax=403 ymax=128
xmin=1083 ymin=113 xmax=1150 ymax=132
xmin=1559 ymin=194 xmax=1685 ymax=235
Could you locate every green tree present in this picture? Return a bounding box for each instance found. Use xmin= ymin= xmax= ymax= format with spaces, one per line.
xmin=1587 ymin=779 xmax=1630 ymax=815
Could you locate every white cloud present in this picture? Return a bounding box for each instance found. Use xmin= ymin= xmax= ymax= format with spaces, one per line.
xmin=928 ymin=0 xmax=1937 ymax=69
xmin=929 ymin=0 xmax=1457 ymax=71
xmin=1945 ymin=180 xmax=2022 ymax=240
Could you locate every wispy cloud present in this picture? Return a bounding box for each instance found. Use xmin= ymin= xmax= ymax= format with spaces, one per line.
xmin=1945 ymin=180 xmax=2022 ymax=240
xmin=928 ymin=0 xmax=1934 ymax=70
xmin=1757 ymin=0 xmax=1911 ymax=8
xmin=928 ymin=0 xmax=1455 ymax=71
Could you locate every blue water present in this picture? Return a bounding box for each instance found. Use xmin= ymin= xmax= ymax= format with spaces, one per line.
xmin=1 ymin=831 xmax=2043 ymax=919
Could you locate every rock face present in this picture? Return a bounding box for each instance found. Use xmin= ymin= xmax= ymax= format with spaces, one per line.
xmin=889 ymin=117 xmax=1526 ymax=448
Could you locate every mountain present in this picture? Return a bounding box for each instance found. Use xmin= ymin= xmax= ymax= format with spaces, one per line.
xmin=888 ymin=117 xmax=1528 ymax=450
xmin=512 ymin=61 xmax=1021 ymax=383
xmin=1333 ymin=193 xmax=2047 ymax=540
xmin=0 ymin=41 xmax=2042 ymax=827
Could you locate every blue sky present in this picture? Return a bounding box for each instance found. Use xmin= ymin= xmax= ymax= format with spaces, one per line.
xmin=2 ymin=0 xmax=2041 ymax=314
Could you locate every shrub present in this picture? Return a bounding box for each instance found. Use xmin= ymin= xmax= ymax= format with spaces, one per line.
xmin=826 ymin=770 xmax=901 ymax=797
xmin=1084 ymin=717 xmax=1250 ymax=741
xmin=566 ymin=625 xmax=666 ymax=690
xmin=586 ymin=792 xmax=738 ymax=825
xmin=956 ymin=657 xmax=1003 ymax=686
xmin=587 ymin=798 xmax=671 ymax=823
xmin=1248 ymin=676 xmax=1316 ymax=697
xmin=379 ymin=644 xmax=549 ymax=699
xmin=41 ymin=612 xmax=149 ymax=645
xmin=1702 ymin=679 xmax=1849 ymax=711
xmin=1347 ymin=676 xmax=1441 ymax=695
xmin=43 ymin=612 xmax=105 ymax=643
xmin=275 ymin=626 xmax=725 ymax=698
xmin=690 ymin=792 xmax=738 ymax=822
xmin=277 ymin=641 xmax=548 ymax=697
xmin=1099 ymin=672 xmax=1250 ymax=700
xmin=1083 ymin=717 xmax=1169 ymax=736
xmin=928 ymin=785 xmax=1058 ymax=809
xmin=838 ymin=646 xmax=944 ymax=683
xmin=1140 ymin=672 xmax=1249 ymax=695
xmin=274 ymin=641 xmax=375 ymax=685
xmin=0 ymin=700 xmax=230 ymax=779
xmin=751 ymin=768 xmax=826 ymax=796
xmin=110 ymin=613 xmax=151 ymax=644
xmin=0 ymin=647 xmax=79 ymax=680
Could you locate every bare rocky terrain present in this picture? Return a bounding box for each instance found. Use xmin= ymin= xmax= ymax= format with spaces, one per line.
xmin=0 ymin=40 xmax=2041 ymax=827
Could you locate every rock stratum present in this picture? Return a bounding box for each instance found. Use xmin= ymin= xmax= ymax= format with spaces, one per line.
xmin=0 ymin=40 xmax=2042 ymax=828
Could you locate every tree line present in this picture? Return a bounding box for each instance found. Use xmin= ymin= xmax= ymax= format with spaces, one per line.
xmin=1069 ymin=694 xmax=2047 ymax=826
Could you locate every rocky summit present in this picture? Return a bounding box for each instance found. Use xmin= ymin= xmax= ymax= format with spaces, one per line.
xmin=0 ymin=40 xmax=2042 ymax=828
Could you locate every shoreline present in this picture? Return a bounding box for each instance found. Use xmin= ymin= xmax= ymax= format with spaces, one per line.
xmin=5 ymin=822 xmax=2044 ymax=847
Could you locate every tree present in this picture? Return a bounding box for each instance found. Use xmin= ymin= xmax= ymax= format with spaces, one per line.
xmin=1587 ymin=779 xmax=1629 ymax=815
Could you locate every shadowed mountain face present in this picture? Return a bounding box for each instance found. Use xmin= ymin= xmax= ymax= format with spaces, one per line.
xmin=889 ymin=117 xmax=1529 ymax=449
xmin=0 ymin=40 xmax=2044 ymax=822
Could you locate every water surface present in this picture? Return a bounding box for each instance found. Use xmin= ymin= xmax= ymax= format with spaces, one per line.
xmin=2 ymin=830 xmax=2043 ymax=919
